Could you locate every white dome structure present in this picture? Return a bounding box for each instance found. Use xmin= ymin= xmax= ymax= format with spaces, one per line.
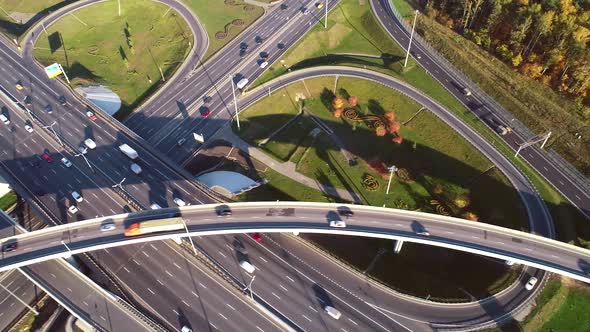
xmin=75 ymin=85 xmax=121 ymax=116
xmin=196 ymin=171 xmax=262 ymax=198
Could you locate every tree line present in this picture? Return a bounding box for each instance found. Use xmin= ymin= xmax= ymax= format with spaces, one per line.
xmin=424 ymin=0 xmax=590 ymax=119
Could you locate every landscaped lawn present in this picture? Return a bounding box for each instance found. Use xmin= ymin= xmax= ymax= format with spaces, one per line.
xmin=0 ymin=0 xmax=70 ymax=38
xmin=537 ymin=286 xmax=590 ymax=332
xmin=0 ymin=191 xmax=17 ymax=211
xmin=238 ymin=76 xmax=526 ymax=300
xmin=181 ymin=0 xmax=263 ymax=59
xmin=33 ymin=0 xmax=192 ymax=118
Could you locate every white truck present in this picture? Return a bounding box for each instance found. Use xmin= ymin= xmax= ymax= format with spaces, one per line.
xmin=119 ymin=144 xmax=138 ymax=160
xmin=236 ymin=78 xmax=249 ymax=90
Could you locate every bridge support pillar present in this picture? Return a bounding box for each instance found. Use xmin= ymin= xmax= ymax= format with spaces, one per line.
xmin=393 ymin=240 xmax=404 ymax=254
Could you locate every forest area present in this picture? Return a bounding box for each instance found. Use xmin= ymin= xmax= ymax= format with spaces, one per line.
xmin=421 ymin=0 xmax=590 ymax=176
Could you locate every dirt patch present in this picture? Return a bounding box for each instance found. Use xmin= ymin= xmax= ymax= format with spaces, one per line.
xmin=7 ymin=12 xmax=36 ymax=23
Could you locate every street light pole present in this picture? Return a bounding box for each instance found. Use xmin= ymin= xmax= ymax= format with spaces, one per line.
xmin=118 ymin=0 xmax=121 ymax=16
xmin=0 ymin=281 xmax=38 ymax=315
xmin=229 ymin=74 xmax=240 ymax=130
xmin=403 ymin=10 xmax=419 ymax=68
xmin=61 ymin=240 xmax=72 ymax=258
xmin=112 ymin=177 xmax=126 ymax=190
xmin=57 ymin=64 xmax=70 ymax=85
xmin=180 ymin=218 xmax=197 ymax=255
xmin=248 ymin=275 xmax=256 ymax=301
xmin=41 ymin=121 xmax=63 ymax=147
xmin=325 ymin=0 xmax=328 ymax=29
xmin=74 ymin=148 xmax=94 ymax=173
xmin=386 ymin=165 xmax=397 ymax=195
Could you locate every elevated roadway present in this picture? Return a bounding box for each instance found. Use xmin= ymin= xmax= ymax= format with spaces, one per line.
xmin=1 ymin=202 xmax=588 ymax=283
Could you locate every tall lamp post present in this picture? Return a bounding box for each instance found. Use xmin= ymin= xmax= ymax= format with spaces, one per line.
xmin=0 ymin=281 xmax=38 ymax=315
xmin=403 ymin=10 xmax=419 ymax=68
xmin=324 ymin=0 xmax=328 ymax=29
xmin=112 ymin=177 xmax=126 ymax=190
xmin=229 ymin=74 xmax=240 ymax=130
xmin=74 ymin=148 xmax=94 ymax=173
xmin=180 ymin=218 xmax=197 ymax=255
xmin=386 ymin=165 xmax=397 ymax=195
xmin=247 ymin=275 xmax=256 ymax=301
xmin=41 ymin=121 xmax=63 ymax=146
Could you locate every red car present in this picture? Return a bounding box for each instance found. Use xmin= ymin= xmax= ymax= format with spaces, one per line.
xmin=250 ymin=233 xmax=262 ymax=242
xmin=41 ymin=153 xmax=53 ymax=163
xmin=201 ymin=109 xmax=211 ymax=118
xmin=86 ymin=111 xmax=97 ymax=121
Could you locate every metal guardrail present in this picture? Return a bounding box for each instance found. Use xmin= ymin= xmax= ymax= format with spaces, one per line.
xmin=386 ymin=2 xmax=590 ymax=197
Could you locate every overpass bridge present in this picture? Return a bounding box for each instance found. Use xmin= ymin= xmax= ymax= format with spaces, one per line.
xmin=1 ymin=202 xmax=589 ymax=284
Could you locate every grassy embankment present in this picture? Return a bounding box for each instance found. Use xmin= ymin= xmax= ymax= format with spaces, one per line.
xmin=0 ymin=191 xmax=17 ymax=211
xmin=0 ymin=0 xmax=70 ymax=38
xmin=33 ymin=0 xmax=192 ymax=119
xmin=237 ymin=76 xmax=526 ymax=300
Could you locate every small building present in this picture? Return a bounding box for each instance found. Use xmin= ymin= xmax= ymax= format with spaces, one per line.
xmin=75 ymin=85 xmax=121 ymax=116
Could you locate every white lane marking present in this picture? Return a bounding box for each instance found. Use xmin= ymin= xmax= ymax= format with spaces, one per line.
xmin=301 ymin=314 xmax=312 ymax=322
xmin=147 ymin=288 xmax=155 ymax=295
xmin=173 ymin=262 xmax=182 ymax=269
xmin=308 ymin=306 xmax=318 ymax=313
xmin=286 ymin=275 xmax=295 ymax=282
xmin=256 ymin=326 xmax=264 ymax=332
xmin=83 ymin=301 xmax=89 ymax=306
xmin=279 ymin=284 xmax=288 ymax=292
xmin=173 ymin=309 xmax=179 ymax=316
xmin=165 ymin=270 xmax=174 ymax=277
xmin=150 ymin=244 xmax=158 ymax=250
xmin=142 ymin=251 xmax=150 ymax=258
xmin=199 ymin=282 xmax=207 ymax=289
xmin=271 ymin=292 xmax=281 ymax=299
xmin=226 ymin=303 xmax=235 ymax=310
xmin=348 ymin=318 xmax=358 ymax=326
xmin=259 ymin=256 xmax=268 ymax=263
xmin=182 ymin=300 xmax=190 ymax=306
xmin=191 ymin=291 xmax=199 ymax=298
xmin=575 ymin=194 xmax=581 ymax=200
xmin=157 ymin=279 xmax=164 ymax=285
xmin=218 ymin=251 xmax=227 ymax=258
xmin=123 ymin=267 xmax=130 ymax=273
xmin=543 ymin=166 xmax=549 ymax=171
xmin=210 ymin=323 xmax=218 ymax=330
xmin=218 ymin=313 xmax=228 ymax=320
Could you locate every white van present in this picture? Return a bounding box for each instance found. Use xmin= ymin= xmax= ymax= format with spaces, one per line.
xmin=324 ymin=306 xmax=341 ymax=320
xmin=84 ymin=138 xmax=96 ymax=149
xmin=236 ymin=78 xmax=249 ymax=89
xmin=0 ymin=114 xmax=9 ymax=125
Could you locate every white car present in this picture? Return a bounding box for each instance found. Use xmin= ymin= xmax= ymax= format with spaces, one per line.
xmin=68 ymin=205 xmax=78 ymax=214
xmin=84 ymin=138 xmax=96 ymax=149
xmin=150 ymin=203 xmax=162 ymax=210
xmin=259 ymin=61 xmax=268 ymax=69
xmin=100 ymin=222 xmax=116 ymax=232
xmin=329 ymin=220 xmax=346 ymax=228
xmin=239 ymin=260 xmax=255 ymax=274
xmin=173 ymin=197 xmax=186 ymax=207
xmin=24 ymin=124 xmax=33 ymax=133
xmin=324 ymin=305 xmax=342 ymax=320
xmin=505 ymin=260 xmax=515 ymax=266
xmin=525 ymin=277 xmax=538 ymax=290
xmin=181 ymin=326 xmax=193 ymax=332
xmin=61 ymin=157 xmax=72 ymax=168
xmin=71 ymin=191 xmax=83 ymax=203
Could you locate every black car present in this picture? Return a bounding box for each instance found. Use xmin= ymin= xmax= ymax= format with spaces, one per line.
xmin=2 ymin=242 xmax=17 ymax=252
xmin=240 ymin=42 xmax=248 ymax=50
xmin=44 ymin=104 xmax=53 ymax=114
xmin=255 ymin=36 xmax=264 ymax=44
xmin=217 ymin=205 xmax=232 ymax=216
xmin=239 ymin=49 xmax=247 ymax=58
xmin=23 ymin=95 xmax=32 ymax=106
xmin=58 ymin=95 xmax=66 ymax=106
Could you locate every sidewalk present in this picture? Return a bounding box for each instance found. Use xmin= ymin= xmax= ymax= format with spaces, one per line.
xmin=215 ymin=125 xmax=363 ymax=203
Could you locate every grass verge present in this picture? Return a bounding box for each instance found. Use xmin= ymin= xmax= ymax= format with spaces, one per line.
xmin=0 ymin=190 xmax=17 ymax=211
xmin=0 ymin=0 xmax=72 ymax=38
xmin=33 ymin=0 xmax=192 ymax=119
xmin=181 ymin=0 xmax=263 ymax=59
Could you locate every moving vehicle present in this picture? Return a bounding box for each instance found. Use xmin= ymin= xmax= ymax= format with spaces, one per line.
xmin=461 ymin=87 xmax=472 ymax=96
xmin=239 ymin=260 xmax=255 ymax=274
xmin=181 ymin=326 xmax=193 ymax=332
xmin=44 ymin=104 xmax=53 ymax=114
xmin=255 ymin=36 xmax=264 ymax=44
xmin=177 ymin=138 xmax=187 ymax=146
xmin=316 ymin=2 xmax=324 ymax=9
xmin=23 ymin=95 xmax=32 ymax=106
xmin=84 ymin=138 xmax=96 ymax=149
xmin=416 ymin=230 xmax=430 ymax=236
xmin=339 ymin=209 xmax=354 ymax=217
xmin=68 ymin=205 xmax=79 ymax=214
xmin=201 ymin=109 xmax=211 ymax=117
xmin=525 ymin=277 xmax=538 ymax=290
xmin=100 ymin=222 xmax=116 ymax=232
xmin=61 ymin=157 xmax=72 ymax=168
xmin=236 ymin=78 xmax=249 ymax=90
xmin=217 ymin=206 xmax=232 ymax=216
xmin=0 ymin=114 xmax=10 ymax=125
xmin=259 ymin=61 xmax=269 ymax=69
xmin=124 ymin=217 xmax=185 ymax=237
xmin=130 ymin=163 xmax=142 ymax=174
xmin=41 ymin=153 xmax=53 ymax=163
xmin=302 ymin=7 xmax=310 ymax=14
xmin=24 ymin=124 xmax=33 ymax=133
xmin=324 ymin=305 xmax=342 ymax=320
xmin=2 ymin=242 xmax=17 ymax=252
xmin=58 ymin=96 xmax=66 ymax=106
xmin=173 ymin=197 xmax=187 ymax=207
xmin=329 ymin=220 xmax=346 ymax=228
xmin=250 ymin=233 xmax=262 ymax=242
xmin=71 ymin=191 xmax=83 ymax=202
xmin=15 ymin=82 xmax=23 ymax=90
xmin=86 ymin=111 xmax=97 ymax=121
xmin=119 ymin=144 xmax=138 ymax=159
xmin=150 ymin=203 xmax=162 ymax=210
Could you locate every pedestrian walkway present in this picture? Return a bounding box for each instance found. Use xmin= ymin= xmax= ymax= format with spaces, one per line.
xmin=215 ymin=125 xmax=363 ymax=203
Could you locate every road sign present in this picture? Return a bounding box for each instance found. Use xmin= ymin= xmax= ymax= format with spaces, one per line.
xmin=193 ymin=133 xmax=204 ymax=143
xmin=44 ymin=63 xmax=63 ymax=79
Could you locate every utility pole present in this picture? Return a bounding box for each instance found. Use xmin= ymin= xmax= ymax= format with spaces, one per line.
xmin=229 ymin=74 xmax=240 ymax=130
xmin=386 ymin=165 xmax=397 ymax=195
xmin=180 ymin=218 xmax=197 ymax=255
xmin=403 ymin=10 xmax=419 ymax=68
xmin=118 ymin=0 xmax=121 ymax=16
xmin=325 ymin=0 xmax=328 ymax=29
xmin=112 ymin=177 xmax=126 ymax=190
xmin=57 ymin=63 xmax=70 ymax=85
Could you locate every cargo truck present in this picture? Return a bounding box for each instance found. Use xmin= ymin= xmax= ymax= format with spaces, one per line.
xmin=119 ymin=144 xmax=138 ymax=160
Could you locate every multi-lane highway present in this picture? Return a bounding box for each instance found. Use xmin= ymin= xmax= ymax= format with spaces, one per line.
xmin=370 ymin=0 xmax=590 ymax=220
xmin=1 ymin=203 xmax=588 ymax=283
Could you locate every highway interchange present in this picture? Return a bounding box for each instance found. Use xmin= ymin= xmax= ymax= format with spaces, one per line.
xmin=0 ymin=0 xmax=589 ymax=331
